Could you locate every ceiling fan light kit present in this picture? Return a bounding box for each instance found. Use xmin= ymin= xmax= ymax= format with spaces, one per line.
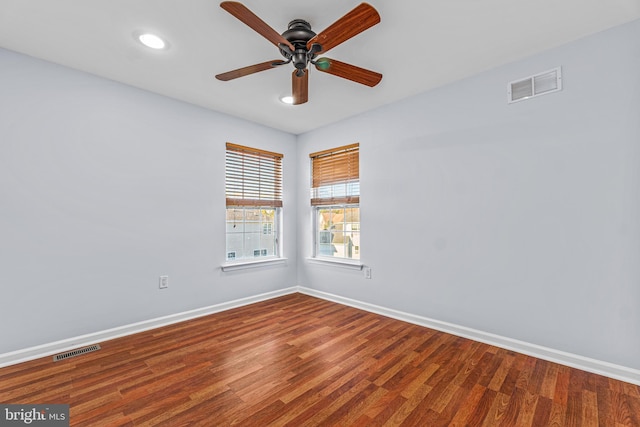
xmin=280 ymin=95 xmax=294 ymax=104
xmin=138 ymin=33 xmax=166 ymax=49
xmin=215 ymin=1 xmax=382 ymax=105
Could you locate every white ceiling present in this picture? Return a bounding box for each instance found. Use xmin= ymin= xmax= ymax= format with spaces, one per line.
xmin=1 ymin=1 xmax=639 ymax=134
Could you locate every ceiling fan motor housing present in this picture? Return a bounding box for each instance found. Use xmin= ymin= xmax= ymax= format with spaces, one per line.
xmin=280 ymin=19 xmax=317 ymax=69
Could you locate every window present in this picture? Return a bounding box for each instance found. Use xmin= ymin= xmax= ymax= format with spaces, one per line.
xmin=225 ymin=143 xmax=283 ymax=262
xmin=310 ymin=143 xmax=360 ymax=260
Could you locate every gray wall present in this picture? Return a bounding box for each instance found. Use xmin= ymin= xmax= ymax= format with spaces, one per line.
xmin=296 ymin=20 xmax=640 ymax=370
xmin=0 ymin=48 xmax=297 ymax=353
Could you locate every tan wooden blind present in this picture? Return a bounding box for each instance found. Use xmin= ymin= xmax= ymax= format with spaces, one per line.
xmin=226 ymin=143 xmax=283 ymax=207
xmin=309 ymin=143 xmax=359 ymax=206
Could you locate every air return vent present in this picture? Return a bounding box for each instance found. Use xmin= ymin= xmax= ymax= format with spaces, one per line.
xmin=508 ymin=67 xmax=562 ymax=103
xmin=53 ymin=344 xmax=101 ymax=362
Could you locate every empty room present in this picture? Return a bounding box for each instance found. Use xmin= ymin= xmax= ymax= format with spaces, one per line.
xmin=1 ymin=0 xmax=640 ymax=425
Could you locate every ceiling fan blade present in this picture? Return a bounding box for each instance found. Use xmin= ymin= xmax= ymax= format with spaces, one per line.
xmin=306 ymin=3 xmax=380 ymax=54
xmin=314 ymin=58 xmax=382 ymax=87
xmin=220 ymin=2 xmax=295 ymax=51
xmin=292 ymin=69 xmax=309 ymax=105
xmin=215 ymin=60 xmax=282 ymax=81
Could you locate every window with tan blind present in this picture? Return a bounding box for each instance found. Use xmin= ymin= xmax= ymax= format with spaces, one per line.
xmin=310 ymin=143 xmax=360 ymax=261
xmin=225 ymin=143 xmax=283 ymax=262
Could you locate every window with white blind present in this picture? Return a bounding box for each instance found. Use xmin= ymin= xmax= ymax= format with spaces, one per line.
xmin=225 ymin=143 xmax=283 ymax=262
xmin=310 ymin=143 xmax=360 ymax=260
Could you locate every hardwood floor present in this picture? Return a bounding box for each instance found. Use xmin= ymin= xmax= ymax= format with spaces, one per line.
xmin=1 ymin=293 xmax=639 ymax=426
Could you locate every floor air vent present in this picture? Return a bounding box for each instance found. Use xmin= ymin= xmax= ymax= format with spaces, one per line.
xmin=53 ymin=344 xmax=101 ymax=362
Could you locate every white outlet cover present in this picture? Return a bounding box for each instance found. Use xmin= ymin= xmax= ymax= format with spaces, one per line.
xmin=159 ymin=276 xmax=169 ymax=289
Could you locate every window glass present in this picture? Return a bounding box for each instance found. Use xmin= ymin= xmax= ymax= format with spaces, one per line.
xmin=315 ymin=206 xmax=360 ymax=259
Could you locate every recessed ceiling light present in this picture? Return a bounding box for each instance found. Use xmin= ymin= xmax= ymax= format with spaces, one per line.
xmin=138 ymin=33 xmax=166 ymax=50
xmin=280 ymin=96 xmax=294 ymax=105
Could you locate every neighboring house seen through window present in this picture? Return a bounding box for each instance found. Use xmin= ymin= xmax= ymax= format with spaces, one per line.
xmin=310 ymin=143 xmax=360 ymax=260
xmin=225 ymin=143 xmax=283 ymax=262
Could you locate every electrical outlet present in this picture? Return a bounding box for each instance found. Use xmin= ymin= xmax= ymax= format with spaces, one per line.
xmin=363 ymin=267 xmax=372 ymax=279
xmin=159 ymin=275 xmax=169 ymax=289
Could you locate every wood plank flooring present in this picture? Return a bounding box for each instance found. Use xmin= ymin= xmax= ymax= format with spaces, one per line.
xmin=1 ymin=293 xmax=639 ymax=426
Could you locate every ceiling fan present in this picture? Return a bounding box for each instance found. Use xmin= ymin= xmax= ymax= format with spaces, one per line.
xmin=215 ymin=2 xmax=383 ymax=105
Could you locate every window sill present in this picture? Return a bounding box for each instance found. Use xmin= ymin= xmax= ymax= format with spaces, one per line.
xmin=306 ymin=257 xmax=363 ymax=270
xmin=221 ymin=258 xmax=287 ymax=272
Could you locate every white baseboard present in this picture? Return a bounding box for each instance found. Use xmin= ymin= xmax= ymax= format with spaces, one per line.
xmin=0 ymin=287 xmax=298 ymax=368
xmin=298 ymin=287 xmax=640 ymax=386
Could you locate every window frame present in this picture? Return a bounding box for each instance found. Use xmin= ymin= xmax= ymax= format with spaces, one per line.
xmin=309 ymin=144 xmax=362 ymax=267
xmin=223 ymin=143 xmax=285 ymax=269
xmin=225 ymin=205 xmax=282 ymax=262
xmin=312 ymin=204 xmax=361 ymax=262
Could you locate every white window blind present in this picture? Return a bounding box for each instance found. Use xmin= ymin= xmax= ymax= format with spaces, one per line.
xmin=226 ymin=143 xmax=283 ymax=207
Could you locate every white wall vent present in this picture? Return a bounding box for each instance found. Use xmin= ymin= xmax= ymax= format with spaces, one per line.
xmin=508 ymin=67 xmax=562 ymax=103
